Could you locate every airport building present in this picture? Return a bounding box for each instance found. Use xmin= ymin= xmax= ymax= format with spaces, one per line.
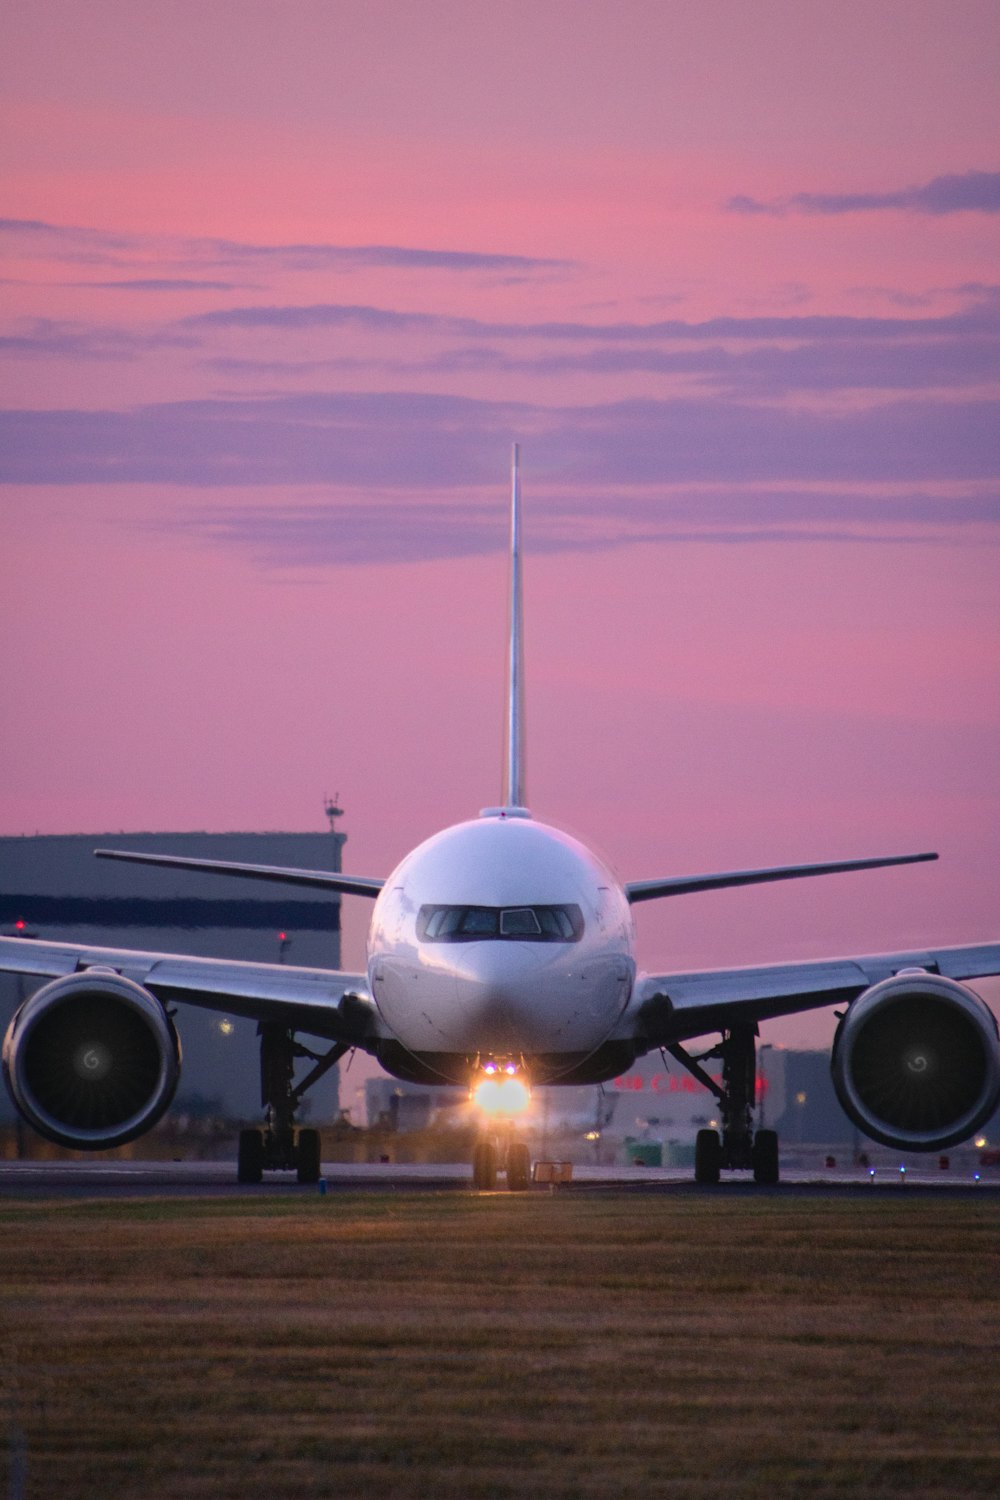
xmin=0 ymin=824 xmax=346 ymax=1125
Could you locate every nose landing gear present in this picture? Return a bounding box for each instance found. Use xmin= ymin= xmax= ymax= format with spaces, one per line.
xmin=472 ymin=1138 xmax=498 ymax=1189
xmin=472 ymin=1126 xmax=532 ymax=1191
xmin=470 ymin=1057 xmax=532 ymax=1191
xmin=506 ymin=1138 xmax=531 ymax=1191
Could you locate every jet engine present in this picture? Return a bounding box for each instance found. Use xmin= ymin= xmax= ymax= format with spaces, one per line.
xmin=831 ymin=972 xmax=1000 ymax=1151
xmin=2 ymin=969 xmax=181 ymax=1150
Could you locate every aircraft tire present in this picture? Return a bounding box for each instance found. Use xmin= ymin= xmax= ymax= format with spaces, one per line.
xmin=506 ymin=1141 xmax=531 ymax=1191
xmin=472 ymin=1140 xmax=498 ymax=1191
xmin=694 ymin=1128 xmax=722 ymax=1185
xmin=237 ymin=1128 xmax=264 ymax=1185
xmin=297 ymin=1128 xmax=322 ymax=1184
xmin=752 ymin=1128 xmax=780 ymax=1185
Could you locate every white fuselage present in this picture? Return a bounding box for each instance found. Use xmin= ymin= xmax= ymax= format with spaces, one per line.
xmin=367 ymin=811 xmax=635 ymax=1072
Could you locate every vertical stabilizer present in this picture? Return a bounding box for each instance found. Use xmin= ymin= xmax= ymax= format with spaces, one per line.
xmin=502 ymin=443 xmax=527 ymax=809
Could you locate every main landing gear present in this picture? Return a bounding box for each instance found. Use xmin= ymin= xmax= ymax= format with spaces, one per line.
xmin=237 ymin=1022 xmax=347 ymax=1185
xmin=472 ymin=1126 xmax=532 ymax=1191
xmin=666 ymin=1024 xmax=780 ymax=1185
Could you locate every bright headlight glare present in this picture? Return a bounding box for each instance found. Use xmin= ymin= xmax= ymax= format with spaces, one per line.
xmin=474 ymin=1077 xmax=531 ymax=1117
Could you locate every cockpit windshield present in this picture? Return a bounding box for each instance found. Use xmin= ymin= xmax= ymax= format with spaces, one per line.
xmin=417 ymin=904 xmax=584 ymax=943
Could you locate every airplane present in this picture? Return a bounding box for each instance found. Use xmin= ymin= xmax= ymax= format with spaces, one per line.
xmin=2 ymin=446 xmax=999 ymax=1188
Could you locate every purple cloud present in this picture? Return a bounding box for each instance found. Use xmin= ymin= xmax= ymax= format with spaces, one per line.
xmin=181 ymin=292 xmax=1000 ymax=345
xmin=161 ymin=489 xmax=1000 ymax=569
xmin=0 ymin=217 xmax=572 ymax=277
xmin=74 ymin=278 xmax=249 ymax=292
xmin=0 ymin=318 xmax=197 ymax=361
xmin=728 ymin=169 xmax=1000 ymax=217
xmin=416 ymin=331 xmax=1000 ymax=395
xmin=3 ymin=286 xmax=996 ymax=418
xmin=1 ymin=391 xmax=996 ymax=488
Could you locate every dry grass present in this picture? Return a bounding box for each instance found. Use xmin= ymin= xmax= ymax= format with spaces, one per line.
xmin=2 ymin=1190 xmax=999 ymax=1498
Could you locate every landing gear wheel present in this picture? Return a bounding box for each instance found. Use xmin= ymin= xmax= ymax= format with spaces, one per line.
xmin=694 ymin=1128 xmax=722 ymax=1185
xmin=472 ymin=1141 xmax=498 ymax=1191
xmin=237 ymin=1128 xmax=264 ymax=1185
xmin=752 ymin=1128 xmax=779 ymax=1185
xmin=297 ymin=1127 xmax=322 ymax=1185
xmin=506 ymin=1141 xmax=531 ymax=1191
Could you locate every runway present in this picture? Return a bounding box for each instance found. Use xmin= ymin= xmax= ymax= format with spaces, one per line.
xmin=1 ymin=1156 xmax=996 ymax=1199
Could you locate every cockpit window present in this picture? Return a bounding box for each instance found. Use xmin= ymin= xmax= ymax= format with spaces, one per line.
xmin=500 ymin=907 xmax=541 ymax=936
xmin=417 ymin=904 xmax=584 ymax=943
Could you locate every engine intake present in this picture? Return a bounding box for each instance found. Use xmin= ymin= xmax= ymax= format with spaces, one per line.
xmin=832 ymin=972 xmax=1000 ymax=1151
xmin=3 ymin=970 xmax=181 ymax=1149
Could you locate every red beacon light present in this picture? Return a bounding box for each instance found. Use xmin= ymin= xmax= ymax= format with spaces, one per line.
xmin=15 ymin=919 xmax=25 ymax=931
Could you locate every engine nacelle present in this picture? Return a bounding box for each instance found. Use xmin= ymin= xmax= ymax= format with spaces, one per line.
xmin=2 ymin=970 xmax=181 ymax=1150
xmin=832 ymin=972 xmax=1000 ymax=1151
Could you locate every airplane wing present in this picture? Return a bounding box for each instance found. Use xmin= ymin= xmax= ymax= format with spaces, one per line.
xmin=94 ymin=848 xmax=385 ymax=898
xmin=0 ymin=936 xmax=384 ymax=1048
xmin=622 ymin=941 xmax=1000 ymax=1046
xmin=624 ymin=851 xmax=937 ymax=903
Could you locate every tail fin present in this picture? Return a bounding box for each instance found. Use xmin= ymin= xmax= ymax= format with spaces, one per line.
xmin=502 ymin=443 xmax=527 ymax=809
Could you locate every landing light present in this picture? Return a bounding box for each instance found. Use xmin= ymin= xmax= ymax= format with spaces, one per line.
xmin=474 ymin=1077 xmax=531 ymax=1118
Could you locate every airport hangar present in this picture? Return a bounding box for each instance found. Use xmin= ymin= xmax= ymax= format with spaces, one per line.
xmin=0 ymin=823 xmax=347 ymax=1127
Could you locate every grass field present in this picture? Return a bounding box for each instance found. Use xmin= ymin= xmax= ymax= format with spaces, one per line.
xmin=2 ymin=1189 xmax=999 ymax=1498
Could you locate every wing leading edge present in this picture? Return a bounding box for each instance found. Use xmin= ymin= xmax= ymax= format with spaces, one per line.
xmin=0 ymin=935 xmax=382 ymax=1046
xmin=94 ymin=848 xmax=385 ymax=898
xmin=621 ymin=940 xmax=1000 ymax=1047
xmin=624 ymin=851 xmax=937 ymax=903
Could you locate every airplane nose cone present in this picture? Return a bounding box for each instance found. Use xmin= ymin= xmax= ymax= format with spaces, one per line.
xmin=443 ymin=946 xmax=580 ymax=1053
xmin=448 ymin=951 xmax=528 ymax=1039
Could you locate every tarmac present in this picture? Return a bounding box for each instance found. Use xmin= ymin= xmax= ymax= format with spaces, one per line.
xmin=0 ymin=1157 xmax=996 ymax=1199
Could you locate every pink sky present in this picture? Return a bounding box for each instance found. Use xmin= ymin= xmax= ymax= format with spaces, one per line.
xmin=1 ymin=2 xmax=998 ymax=1047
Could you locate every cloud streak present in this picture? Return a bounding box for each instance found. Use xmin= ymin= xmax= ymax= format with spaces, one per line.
xmin=7 ymin=294 xmax=997 ymax=409
xmin=728 ymin=169 xmax=1000 ymax=217
xmin=162 ymin=488 xmax=1000 ymax=569
xmin=74 ymin=278 xmax=249 ymax=293
xmin=0 ymin=217 xmax=573 ymax=277
xmin=12 ymin=288 xmax=998 ymax=408
xmin=0 ymin=318 xmax=198 ymax=361
xmin=181 ymin=289 xmax=1000 ymax=345
xmin=409 ymin=333 xmax=1000 ymax=395
xmin=1 ymin=391 xmax=996 ymax=488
